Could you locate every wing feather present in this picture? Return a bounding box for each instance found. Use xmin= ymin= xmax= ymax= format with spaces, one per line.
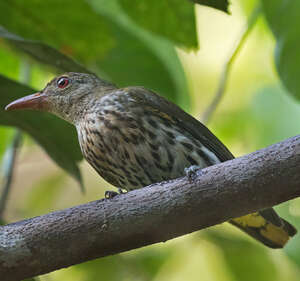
xmin=125 ymin=86 xmax=234 ymax=162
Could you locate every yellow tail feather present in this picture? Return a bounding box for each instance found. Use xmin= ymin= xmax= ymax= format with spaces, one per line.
xmin=230 ymin=211 xmax=297 ymax=248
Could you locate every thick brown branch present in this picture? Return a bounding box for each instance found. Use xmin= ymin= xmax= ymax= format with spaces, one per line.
xmin=1 ymin=135 xmax=300 ymax=281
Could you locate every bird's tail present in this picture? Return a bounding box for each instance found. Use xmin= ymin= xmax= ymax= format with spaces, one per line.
xmin=229 ymin=208 xmax=297 ymax=248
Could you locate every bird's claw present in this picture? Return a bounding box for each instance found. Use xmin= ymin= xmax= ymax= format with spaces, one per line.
xmin=105 ymin=188 xmax=127 ymax=199
xmin=185 ymin=165 xmax=201 ymax=182
xmin=105 ymin=190 xmax=119 ymax=199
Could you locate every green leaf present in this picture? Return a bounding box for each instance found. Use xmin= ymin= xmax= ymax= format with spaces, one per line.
xmin=0 ymin=45 xmax=20 ymax=79
xmin=0 ymin=127 xmax=14 ymax=160
xmin=190 ymin=0 xmax=229 ymax=13
xmin=119 ymin=0 xmax=198 ymax=48
xmin=0 ymin=0 xmax=113 ymax=63
xmin=0 ymin=74 xmax=83 ymax=188
xmin=0 ymin=27 xmax=91 ymax=74
xmin=87 ymin=0 xmax=190 ymax=110
xmin=262 ymin=1 xmax=300 ymax=100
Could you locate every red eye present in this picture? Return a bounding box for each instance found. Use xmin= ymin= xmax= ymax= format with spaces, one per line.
xmin=57 ymin=77 xmax=70 ymax=89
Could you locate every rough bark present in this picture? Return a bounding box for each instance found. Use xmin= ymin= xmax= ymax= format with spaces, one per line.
xmin=1 ymin=135 xmax=300 ymax=281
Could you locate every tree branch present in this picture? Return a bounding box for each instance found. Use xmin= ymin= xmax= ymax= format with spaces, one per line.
xmin=1 ymin=135 xmax=300 ymax=281
xmin=0 ymin=130 xmax=22 ymax=219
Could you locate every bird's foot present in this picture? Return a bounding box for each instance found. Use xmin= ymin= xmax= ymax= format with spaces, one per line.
xmin=185 ymin=165 xmax=201 ymax=182
xmin=105 ymin=188 xmax=127 ymax=199
xmin=105 ymin=190 xmax=118 ymax=199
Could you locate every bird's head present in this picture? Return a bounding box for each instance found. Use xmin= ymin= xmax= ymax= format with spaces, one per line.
xmin=5 ymin=72 xmax=114 ymax=123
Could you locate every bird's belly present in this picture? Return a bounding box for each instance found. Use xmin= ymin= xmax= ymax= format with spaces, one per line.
xmin=77 ymin=115 xmax=220 ymax=191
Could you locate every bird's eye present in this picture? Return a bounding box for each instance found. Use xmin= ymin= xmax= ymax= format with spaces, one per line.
xmin=57 ymin=77 xmax=70 ymax=89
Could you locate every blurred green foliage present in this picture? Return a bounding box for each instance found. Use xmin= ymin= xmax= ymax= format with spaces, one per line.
xmin=0 ymin=0 xmax=113 ymax=62
xmin=0 ymin=26 xmax=91 ymax=74
xmin=119 ymin=0 xmax=198 ymax=47
xmin=262 ymin=0 xmax=300 ymax=100
xmin=206 ymin=229 xmax=278 ymax=281
xmin=0 ymin=0 xmax=300 ymax=281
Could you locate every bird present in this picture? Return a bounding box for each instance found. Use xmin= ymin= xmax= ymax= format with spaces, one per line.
xmin=5 ymin=72 xmax=297 ymax=248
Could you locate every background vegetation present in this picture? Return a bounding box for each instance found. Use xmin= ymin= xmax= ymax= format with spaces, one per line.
xmin=1 ymin=0 xmax=300 ymax=280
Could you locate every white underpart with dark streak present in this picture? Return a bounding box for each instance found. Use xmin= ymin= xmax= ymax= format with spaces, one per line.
xmin=76 ymin=106 xmax=221 ymax=191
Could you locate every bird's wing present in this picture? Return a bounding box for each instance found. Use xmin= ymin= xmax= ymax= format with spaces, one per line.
xmin=122 ymin=87 xmax=298 ymax=248
xmin=124 ymin=86 xmax=234 ymax=162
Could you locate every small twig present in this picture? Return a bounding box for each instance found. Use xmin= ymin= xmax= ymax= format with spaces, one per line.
xmin=0 ymin=130 xmax=23 ymax=219
xmin=201 ymin=5 xmax=261 ymax=124
xmin=0 ymin=58 xmax=31 ymax=220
